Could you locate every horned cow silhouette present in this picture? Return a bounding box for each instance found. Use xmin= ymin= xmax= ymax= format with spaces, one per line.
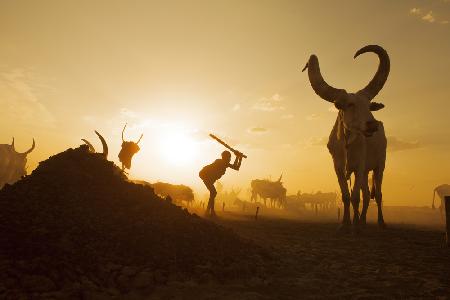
xmin=0 ymin=138 xmax=35 ymax=189
xmin=81 ymin=131 xmax=108 ymax=158
xmin=118 ymin=124 xmax=143 ymax=171
xmin=303 ymin=45 xmax=390 ymax=230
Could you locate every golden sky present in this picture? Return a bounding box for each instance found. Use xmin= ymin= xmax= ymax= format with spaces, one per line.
xmin=1 ymin=0 xmax=449 ymax=206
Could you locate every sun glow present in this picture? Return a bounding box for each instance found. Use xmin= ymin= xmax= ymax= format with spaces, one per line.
xmin=159 ymin=130 xmax=197 ymax=166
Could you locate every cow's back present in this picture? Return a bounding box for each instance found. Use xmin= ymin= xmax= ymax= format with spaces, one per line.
xmin=151 ymin=182 xmax=172 ymax=197
xmin=152 ymin=182 xmax=194 ymax=202
xmin=251 ymin=180 xmax=277 ymax=198
xmin=436 ymin=184 xmax=450 ymax=198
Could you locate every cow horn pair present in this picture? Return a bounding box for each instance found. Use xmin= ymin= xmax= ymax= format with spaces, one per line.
xmin=122 ymin=123 xmax=143 ymax=144
xmin=11 ymin=137 xmax=35 ymax=155
xmin=81 ymin=131 xmax=108 ymax=158
xmin=302 ymin=45 xmax=390 ymax=102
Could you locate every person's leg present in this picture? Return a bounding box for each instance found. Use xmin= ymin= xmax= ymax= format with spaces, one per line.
xmin=204 ymin=180 xmax=217 ymax=216
xmin=201 ymin=177 xmax=211 ymax=214
xmin=209 ymin=182 xmax=217 ymax=216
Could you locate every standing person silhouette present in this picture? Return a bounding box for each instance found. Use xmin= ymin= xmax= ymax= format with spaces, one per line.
xmin=199 ymin=151 xmax=242 ymax=217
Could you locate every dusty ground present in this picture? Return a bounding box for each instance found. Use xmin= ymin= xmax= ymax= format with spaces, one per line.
xmin=146 ymin=206 xmax=450 ymax=299
xmin=3 ymin=149 xmax=448 ymax=299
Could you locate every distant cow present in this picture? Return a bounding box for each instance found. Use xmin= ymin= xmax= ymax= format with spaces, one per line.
xmin=285 ymin=193 xmax=306 ymax=211
xmin=303 ymin=45 xmax=390 ymax=229
xmin=432 ymin=184 xmax=450 ymax=218
xmin=150 ymin=182 xmax=195 ymax=207
xmin=217 ymin=187 xmax=242 ymax=206
xmin=0 ymin=138 xmax=35 ymax=189
xmin=251 ymin=174 xmax=287 ymax=208
xmin=298 ymin=191 xmax=338 ymax=211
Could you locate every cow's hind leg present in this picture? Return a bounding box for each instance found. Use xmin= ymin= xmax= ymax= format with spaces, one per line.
xmin=251 ymin=191 xmax=257 ymax=203
xmin=360 ymin=171 xmax=370 ymax=225
xmin=373 ymin=168 xmax=386 ymax=228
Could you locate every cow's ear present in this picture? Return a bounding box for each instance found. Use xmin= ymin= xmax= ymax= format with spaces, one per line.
xmin=334 ymin=99 xmax=346 ymax=110
xmin=370 ymin=102 xmax=385 ymax=111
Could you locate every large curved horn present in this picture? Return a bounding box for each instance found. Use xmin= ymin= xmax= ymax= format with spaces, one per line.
xmin=354 ymin=45 xmax=390 ymax=101
xmin=81 ymin=139 xmax=96 ymax=153
xmin=121 ymin=124 xmax=127 ymax=142
xmin=278 ymin=174 xmax=283 ymax=182
xmin=94 ymin=131 xmax=108 ymax=158
xmin=18 ymin=139 xmax=35 ymax=155
xmin=302 ymin=55 xmax=346 ymax=103
xmin=136 ymin=133 xmax=143 ymax=144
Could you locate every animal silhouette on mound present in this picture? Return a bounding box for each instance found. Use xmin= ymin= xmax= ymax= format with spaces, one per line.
xmin=0 ymin=138 xmax=35 ymax=189
xmin=432 ymin=184 xmax=450 ymax=218
xmin=118 ymin=124 xmax=143 ymax=172
xmin=199 ymin=150 xmax=242 ymax=216
xmin=251 ymin=174 xmax=287 ymax=208
xmin=150 ymin=181 xmax=195 ymax=207
xmin=302 ymin=44 xmax=390 ymax=230
xmin=81 ymin=130 xmax=108 ymax=158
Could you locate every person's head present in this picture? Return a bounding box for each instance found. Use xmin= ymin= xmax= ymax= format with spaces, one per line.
xmin=221 ymin=150 xmax=231 ymax=163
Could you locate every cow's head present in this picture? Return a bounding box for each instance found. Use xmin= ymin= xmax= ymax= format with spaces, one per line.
xmin=118 ymin=124 xmax=143 ymax=170
xmin=303 ymin=45 xmax=390 ymax=140
xmin=9 ymin=138 xmax=35 ymax=180
xmin=81 ymin=130 xmax=108 ymax=158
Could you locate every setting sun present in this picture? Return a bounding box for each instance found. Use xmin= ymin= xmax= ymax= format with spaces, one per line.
xmin=158 ymin=129 xmax=198 ymax=166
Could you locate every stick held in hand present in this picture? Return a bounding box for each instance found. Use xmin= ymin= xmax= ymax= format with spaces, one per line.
xmin=209 ymin=134 xmax=247 ymax=158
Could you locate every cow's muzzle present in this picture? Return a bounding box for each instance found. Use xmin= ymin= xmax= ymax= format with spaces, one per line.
xmin=364 ymin=120 xmax=379 ymax=137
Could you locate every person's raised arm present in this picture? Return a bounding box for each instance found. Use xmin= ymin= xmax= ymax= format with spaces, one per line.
xmin=229 ymin=153 xmax=242 ymax=171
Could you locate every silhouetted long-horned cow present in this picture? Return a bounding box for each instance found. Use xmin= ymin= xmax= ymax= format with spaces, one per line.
xmin=151 ymin=181 xmax=195 ymax=207
xmin=81 ymin=130 xmax=108 ymax=158
xmin=251 ymin=174 xmax=287 ymax=208
xmin=0 ymin=138 xmax=35 ymax=189
xmin=118 ymin=124 xmax=143 ymax=171
xmin=302 ymin=45 xmax=390 ymax=230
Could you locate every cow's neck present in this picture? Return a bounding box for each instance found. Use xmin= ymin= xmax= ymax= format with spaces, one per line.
xmin=336 ymin=113 xmax=367 ymax=179
xmin=337 ymin=112 xmax=365 ymax=149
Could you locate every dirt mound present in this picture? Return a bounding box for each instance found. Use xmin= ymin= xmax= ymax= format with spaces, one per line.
xmin=0 ymin=146 xmax=268 ymax=298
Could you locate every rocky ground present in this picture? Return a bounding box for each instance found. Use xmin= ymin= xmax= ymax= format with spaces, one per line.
xmin=216 ymin=216 xmax=450 ymax=299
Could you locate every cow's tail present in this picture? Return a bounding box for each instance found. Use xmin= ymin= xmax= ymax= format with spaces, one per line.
xmin=370 ymin=174 xmax=376 ymax=200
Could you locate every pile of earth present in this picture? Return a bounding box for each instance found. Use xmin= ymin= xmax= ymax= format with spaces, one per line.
xmin=0 ymin=146 xmax=269 ymax=298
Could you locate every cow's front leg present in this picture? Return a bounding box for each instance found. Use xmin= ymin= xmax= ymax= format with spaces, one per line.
xmin=351 ymin=171 xmax=364 ymax=228
xmin=360 ymin=171 xmax=370 ymax=225
xmin=336 ymin=170 xmax=351 ymax=229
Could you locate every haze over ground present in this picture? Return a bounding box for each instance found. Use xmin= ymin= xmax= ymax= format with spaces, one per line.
xmin=1 ymin=0 xmax=449 ymax=206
